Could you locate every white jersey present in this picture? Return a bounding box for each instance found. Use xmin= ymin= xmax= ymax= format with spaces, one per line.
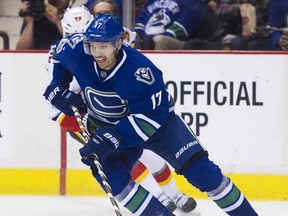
xmin=45 ymin=45 xmax=82 ymax=120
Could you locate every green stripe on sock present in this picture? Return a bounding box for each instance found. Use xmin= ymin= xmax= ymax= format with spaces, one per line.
xmin=215 ymin=185 xmax=241 ymax=208
xmin=125 ymin=186 xmax=149 ymax=213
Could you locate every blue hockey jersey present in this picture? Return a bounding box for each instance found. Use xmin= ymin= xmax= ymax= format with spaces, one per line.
xmin=50 ymin=34 xmax=175 ymax=147
xmin=134 ymin=0 xmax=209 ymax=40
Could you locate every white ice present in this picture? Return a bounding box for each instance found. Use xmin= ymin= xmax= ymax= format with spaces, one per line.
xmin=0 ymin=195 xmax=287 ymax=216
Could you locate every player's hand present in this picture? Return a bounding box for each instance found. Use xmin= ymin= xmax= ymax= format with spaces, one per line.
xmin=79 ymin=151 xmax=97 ymax=167
xmin=43 ymin=84 xmax=85 ymax=116
xmin=79 ymin=127 xmax=122 ymax=164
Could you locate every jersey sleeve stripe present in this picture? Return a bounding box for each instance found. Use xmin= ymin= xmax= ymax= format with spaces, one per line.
xmin=128 ymin=116 xmax=149 ymax=141
xmin=128 ymin=114 xmax=161 ymax=142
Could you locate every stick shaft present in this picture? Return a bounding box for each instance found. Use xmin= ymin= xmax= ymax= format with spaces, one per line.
xmin=71 ymin=106 xmax=122 ymax=216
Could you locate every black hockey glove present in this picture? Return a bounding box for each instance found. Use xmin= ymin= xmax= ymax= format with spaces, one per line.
xmin=43 ymin=83 xmax=85 ymax=116
xmin=79 ymin=127 xmax=122 ymax=165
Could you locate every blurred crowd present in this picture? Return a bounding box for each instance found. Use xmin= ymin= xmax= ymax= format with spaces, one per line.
xmin=15 ymin=0 xmax=288 ymax=51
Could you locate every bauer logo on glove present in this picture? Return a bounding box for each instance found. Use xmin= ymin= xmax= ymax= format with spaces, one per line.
xmin=79 ymin=127 xmax=122 ymax=163
xmin=43 ymin=83 xmax=85 ymax=116
xmin=46 ymin=86 xmax=61 ymax=102
xmin=103 ymin=132 xmax=120 ymax=149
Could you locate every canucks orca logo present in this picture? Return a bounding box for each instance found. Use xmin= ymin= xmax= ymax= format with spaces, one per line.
xmin=85 ymin=87 xmax=128 ymax=118
xmin=134 ymin=67 xmax=155 ymax=85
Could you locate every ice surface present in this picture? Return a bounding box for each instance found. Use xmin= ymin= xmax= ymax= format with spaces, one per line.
xmin=0 ymin=195 xmax=287 ymax=216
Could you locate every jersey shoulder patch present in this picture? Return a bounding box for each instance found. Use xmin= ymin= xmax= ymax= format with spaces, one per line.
xmin=134 ymin=67 xmax=155 ymax=85
xmin=56 ymin=34 xmax=85 ymax=54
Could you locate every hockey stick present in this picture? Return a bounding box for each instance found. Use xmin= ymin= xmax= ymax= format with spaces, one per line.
xmin=70 ymin=105 xmax=122 ymax=216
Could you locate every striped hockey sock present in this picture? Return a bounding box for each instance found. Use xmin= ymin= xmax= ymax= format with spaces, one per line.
xmin=131 ymin=161 xmax=163 ymax=198
xmin=116 ymin=181 xmax=172 ymax=215
xmin=208 ymin=176 xmax=258 ymax=216
xmin=153 ymin=163 xmax=180 ymax=202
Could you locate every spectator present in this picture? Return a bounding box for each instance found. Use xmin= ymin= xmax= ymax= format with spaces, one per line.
xmin=183 ymin=0 xmax=272 ymax=50
xmin=268 ymin=0 xmax=288 ymax=50
xmin=85 ymin=0 xmax=144 ymax=20
xmin=84 ymin=0 xmax=121 ymax=16
xmin=228 ymin=0 xmax=272 ymax=50
xmin=180 ymin=0 xmax=241 ymax=50
xmin=89 ymin=0 xmax=119 ymax=17
xmin=16 ymin=0 xmax=71 ymax=50
xmin=134 ymin=0 xmax=220 ymax=50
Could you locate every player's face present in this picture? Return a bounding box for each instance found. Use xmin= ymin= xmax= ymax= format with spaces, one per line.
xmin=90 ymin=42 xmax=117 ymax=70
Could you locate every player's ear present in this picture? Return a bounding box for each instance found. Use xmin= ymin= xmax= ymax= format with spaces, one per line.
xmin=116 ymin=39 xmax=123 ymax=52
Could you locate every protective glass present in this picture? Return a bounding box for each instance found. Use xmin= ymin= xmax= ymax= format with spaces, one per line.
xmin=89 ymin=42 xmax=117 ymax=56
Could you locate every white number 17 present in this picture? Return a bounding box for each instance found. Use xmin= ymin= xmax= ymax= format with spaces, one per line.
xmin=151 ymin=90 xmax=162 ymax=110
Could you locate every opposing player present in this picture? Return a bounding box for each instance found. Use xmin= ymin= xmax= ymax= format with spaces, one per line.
xmin=44 ymin=6 xmax=93 ymax=143
xmin=45 ymin=6 xmax=200 ymax=215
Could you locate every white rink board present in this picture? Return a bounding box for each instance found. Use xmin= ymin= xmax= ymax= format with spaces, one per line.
xmin=0 ymin=52 xmax=287 ymax=174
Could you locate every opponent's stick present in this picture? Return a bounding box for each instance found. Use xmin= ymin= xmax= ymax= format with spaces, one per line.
xmin=71 ymin=105 xmax=122 ymax=216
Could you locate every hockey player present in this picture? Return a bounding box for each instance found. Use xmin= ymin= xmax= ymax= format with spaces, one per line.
xmin=45 ymin=6 xmax=93 ymax=144
xmin=44 ymin=14 xmax=258 ymax=215
xmin=46 ymin=6 xmax=199 ymax=215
